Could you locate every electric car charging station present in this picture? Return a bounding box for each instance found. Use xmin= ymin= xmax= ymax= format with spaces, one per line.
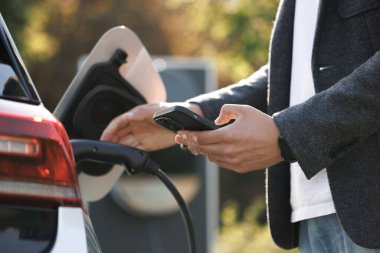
xmin=54 ymin=26 xmax=219 ymax=253
xmin=89 ymin=57 xmax=219 ymax=253
xmin=54 ymin=26 xmax=167 ymax=203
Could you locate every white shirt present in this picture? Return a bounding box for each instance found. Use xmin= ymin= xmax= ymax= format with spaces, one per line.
xmin=289 ymin=0 xmax=336 ymax=223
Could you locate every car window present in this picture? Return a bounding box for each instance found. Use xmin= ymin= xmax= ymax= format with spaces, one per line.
xmin=0 ymin=29 xmax=29 ymax=101
xmin=0 ymin=14 xmax=40 ymax=103
xmin=0 ymin=206 xmax=57 ymax=253
xmin=0 ymin=63 xmax=28 ymax=99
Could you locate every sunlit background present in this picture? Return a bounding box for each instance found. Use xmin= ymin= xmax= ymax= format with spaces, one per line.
xmin=0 ymin=0 xmax=298 ymax=252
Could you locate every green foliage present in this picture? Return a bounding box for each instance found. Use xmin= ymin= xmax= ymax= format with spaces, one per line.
xmin=159 ymin=0 xmax=279 ymax=85
xmin=22 ymin=2 xmax=60 ymax=62
xmin=217 ymin=198 xmax=297 ymax=253
xmin=0 ymin=0 xmax=31 ymax=57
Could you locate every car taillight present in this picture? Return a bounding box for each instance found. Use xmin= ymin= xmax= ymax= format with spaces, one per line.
xmin=0 ymin=135 xmax=40 ymax=157
xmin=0 ymin=112 xmax=81 ymax=207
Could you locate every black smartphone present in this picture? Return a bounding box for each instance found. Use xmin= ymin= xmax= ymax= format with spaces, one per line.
xmin=153 ymin=106 xmax=217 ymax=133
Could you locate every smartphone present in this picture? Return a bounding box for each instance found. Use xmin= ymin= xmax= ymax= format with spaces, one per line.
xmin=153 ymin=106 xmax=217 ymax=133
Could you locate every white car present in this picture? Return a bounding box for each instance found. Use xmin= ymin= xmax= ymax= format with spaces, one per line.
xmin=0 ymin=13 xmax=103 ymax=253
xmin=0 ymin=12 xmax=195 ymax=253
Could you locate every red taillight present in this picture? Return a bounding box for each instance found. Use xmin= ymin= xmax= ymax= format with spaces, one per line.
xmin=0 ymin=112 xmax=81 ymax=207
xmin=0 ymin=135 xmax=40 ymax=157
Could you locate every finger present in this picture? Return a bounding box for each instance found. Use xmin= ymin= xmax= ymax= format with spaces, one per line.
xmin=176 ymin=128 xmax=226 ymax=145
xmin=118 ymin=134 xmax=141 ymax=147
xmin=101 ymin=113 xmax=131 ymax=141
xmin=116 ymin=127 xmax=131 ymax=138
xmin=111 ymin=135 xmax=121 ymax=143
xmin=188 ymin=145 xmax=200 ymax=156
xmin=176 ymin=135 xmax=239 ymax=170
xmin=175 ymin=134 xmax=189 ymax=146
xmin=186 ymin=143 xmax=203 ymax=156
xmin=176 ymin=134 xmax=224 ymax=154
xmin=175 ymin=135 xmax=205 ymax=155
xmin=191 ymin=143 xmax=230 ymax=157
xmin=136 ymin=144 xmax=145 ymax=150
xmin=214 ymin=104 xmax=245 ymax=125
xmin=101 ymin=103 xmax=161 ymax=141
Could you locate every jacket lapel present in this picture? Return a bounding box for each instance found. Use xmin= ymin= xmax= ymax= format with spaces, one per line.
xmin=268 ymin=0 xmax=296 ymax=115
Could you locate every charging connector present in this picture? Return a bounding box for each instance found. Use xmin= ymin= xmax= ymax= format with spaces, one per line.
xmin=70 ymin=139 xmax=197 ymax=253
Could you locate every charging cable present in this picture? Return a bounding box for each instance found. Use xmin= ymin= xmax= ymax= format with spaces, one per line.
xmin=71 ymin=139 xmax=197 ymax=253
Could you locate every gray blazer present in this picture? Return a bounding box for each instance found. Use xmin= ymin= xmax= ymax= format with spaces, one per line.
xmin=191 ymin=0 xmax=380 ymax=249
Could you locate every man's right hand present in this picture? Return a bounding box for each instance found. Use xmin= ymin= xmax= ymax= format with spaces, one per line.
xmin=100 ymin=102 xmax=203 ymax=151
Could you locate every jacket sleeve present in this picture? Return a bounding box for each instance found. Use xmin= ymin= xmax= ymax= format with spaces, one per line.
xmin=189 ymin=64 xmax=269 ymax=121
xmin=273 ymin=51 xmax=380 ymax=179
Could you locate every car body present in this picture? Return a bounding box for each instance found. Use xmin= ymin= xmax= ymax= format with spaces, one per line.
xmin=0 ymin=14 xmax=102 ymax=253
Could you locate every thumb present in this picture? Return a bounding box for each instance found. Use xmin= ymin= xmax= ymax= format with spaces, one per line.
xmin=215 ymin=104 xmax=244 ymax=125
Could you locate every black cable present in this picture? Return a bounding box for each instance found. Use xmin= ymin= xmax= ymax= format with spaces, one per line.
xmin=70 ymin=140 xmax=197 ymax=253
xmin=145 ymin=160 xmax=197 ymax=253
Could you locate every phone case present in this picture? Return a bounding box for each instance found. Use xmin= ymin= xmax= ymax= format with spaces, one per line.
xmin=153 ymin=106 xmax=217 ymax=133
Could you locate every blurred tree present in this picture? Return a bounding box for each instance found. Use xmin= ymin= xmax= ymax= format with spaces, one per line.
xmin=1 ymin=0 xmax=278 ymax=109
xmin=159 ymin=0 xmax=278 ymax=86
xmin=0 ymin=1 xmax=32 ymax=57
xmin=217 ymin=198 xmax=298 ymax=253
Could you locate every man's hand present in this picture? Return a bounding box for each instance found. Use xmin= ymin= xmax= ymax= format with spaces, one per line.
xmin=175 ymin=104 xmax=284 ymax=173
xmin=100 ymin=102 xmax=203 ymax=151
